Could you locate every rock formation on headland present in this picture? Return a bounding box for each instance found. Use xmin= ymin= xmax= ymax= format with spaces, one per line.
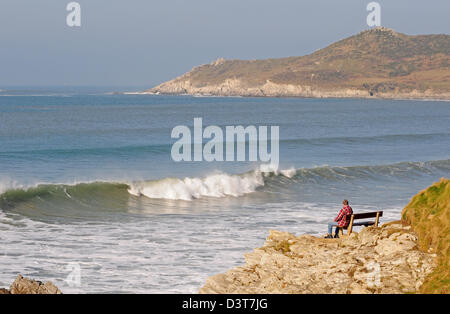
xmin=0 ymin=275 xmax=62 ymax=294
xmin=147 ymin=28 xmax=450 ymax=100
xmin=200 ymin=178 xmax=450 ymax=294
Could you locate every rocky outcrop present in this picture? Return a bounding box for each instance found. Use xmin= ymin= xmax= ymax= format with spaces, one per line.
xmin=149 ymin=78 xmax=450 ymax=100
xmin=200 ymin=222 xmax=436 ymax=294
xmin=1 ymin=275 xmax=62 ymax=294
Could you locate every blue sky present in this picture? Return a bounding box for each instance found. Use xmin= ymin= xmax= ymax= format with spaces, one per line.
xmin=0 ymin=0 xmax=448 ymax=88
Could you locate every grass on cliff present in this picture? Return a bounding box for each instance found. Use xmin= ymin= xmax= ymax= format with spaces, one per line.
xmin=274 ymin=240 xmax=291 ymax=254
xmin=402 ymin=178 xmax=450 ymax=294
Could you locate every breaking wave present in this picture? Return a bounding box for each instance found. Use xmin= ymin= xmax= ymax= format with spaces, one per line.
xmin=0 ymin=160 xmax=449 ymax=211
xmin=128 ymin=164 xmax=296 ymax=201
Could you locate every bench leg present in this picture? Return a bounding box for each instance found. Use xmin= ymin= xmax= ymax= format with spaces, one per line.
xmin=375 ymin=212 xmax=380 ymax=227
xmin=347 ymin=215 xmax=355 ymax=235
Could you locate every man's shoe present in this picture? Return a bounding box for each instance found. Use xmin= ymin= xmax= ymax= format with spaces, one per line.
xmin=324 ymin=234 xmax=333 ymax=239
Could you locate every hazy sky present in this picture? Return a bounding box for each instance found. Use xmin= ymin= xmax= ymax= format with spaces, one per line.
xmin=0 ymin=0 xmax=449 ymax=88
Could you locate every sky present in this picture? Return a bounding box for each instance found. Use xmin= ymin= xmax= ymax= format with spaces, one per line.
xmin=0 ymin=0 xmax=449 ymax=88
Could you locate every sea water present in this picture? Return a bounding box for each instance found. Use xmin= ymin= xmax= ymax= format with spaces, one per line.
xmin=0 ymin=89 xmax=449 ymax=293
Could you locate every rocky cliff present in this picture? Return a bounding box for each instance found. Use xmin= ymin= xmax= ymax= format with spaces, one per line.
xmin=147 ymin=28 xmax=450 ymax=100
xmin=199 ymin=224 xmax=435 ymax=294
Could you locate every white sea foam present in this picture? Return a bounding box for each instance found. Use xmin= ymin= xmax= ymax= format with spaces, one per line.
xmin=0 ymin=199 xmax=405 ymax=293
xmin=259 ymin=164 xmax=297 ymax=178
xmin=128 ymin=164 xmax=296 ymax=201
xmin=0 ymin=178 xmax=24 ymax=194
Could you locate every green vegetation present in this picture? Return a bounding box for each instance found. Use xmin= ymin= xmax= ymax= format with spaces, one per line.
xmin=274 ymin=240 xmax=291 ymax=253
xmin=402 ymin=178 xmax=450 ymax=294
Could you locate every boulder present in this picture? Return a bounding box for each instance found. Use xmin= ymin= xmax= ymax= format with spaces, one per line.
xmin=8 ymin=275 xmax=62 ymax=294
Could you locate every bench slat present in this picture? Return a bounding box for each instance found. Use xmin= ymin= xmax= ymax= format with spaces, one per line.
xmin=346 ymin=211 xmax=383 ymax=220
xmin=351 ymin=221 xmax=375 ymax=227
xmin=343 ymin=221 xmax=375 ymax=229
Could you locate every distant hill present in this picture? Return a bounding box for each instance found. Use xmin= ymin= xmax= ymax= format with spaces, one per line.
xmin=147 ymin=27 xmax=450 ymax=99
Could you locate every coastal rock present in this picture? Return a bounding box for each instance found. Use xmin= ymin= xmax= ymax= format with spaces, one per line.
xmin=199 ymin=224 xmax=435 ymax=294
xmin=149 ymin=77 xmax=450 ymax=100
xmin=7 ymin=275 xmax=62 ymax=294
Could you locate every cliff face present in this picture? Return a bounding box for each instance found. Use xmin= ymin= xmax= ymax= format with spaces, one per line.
xmin=148 ymin=28 xmax=450 ymax=99
xmin=200 ymin=224 xmax=435 ymax=294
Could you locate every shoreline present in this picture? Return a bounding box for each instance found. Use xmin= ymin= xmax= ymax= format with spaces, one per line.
xmin=134 ymin=91 xmax=450 ymax=102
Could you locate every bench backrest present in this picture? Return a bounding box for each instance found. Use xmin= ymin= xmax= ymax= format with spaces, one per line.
xmin=349 ymin=211 xmax=383 ymax=220
xmin=342 ymin=211 xmax=383 ymax=235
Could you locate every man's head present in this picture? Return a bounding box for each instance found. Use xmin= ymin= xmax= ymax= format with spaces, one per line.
xmin=343 ymin=199 xmax=349 ymax=205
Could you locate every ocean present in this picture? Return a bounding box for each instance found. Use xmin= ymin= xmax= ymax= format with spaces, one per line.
xmin=0 ymin=89 xmax=449 ymax=293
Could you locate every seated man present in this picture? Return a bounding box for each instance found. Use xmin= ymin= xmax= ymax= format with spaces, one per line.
xmin=325 ymin=199 xmax=353 ymax=238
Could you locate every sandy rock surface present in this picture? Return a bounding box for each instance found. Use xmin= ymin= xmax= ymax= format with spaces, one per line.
xmin=200 ymin=223 xmax=436 ymax=294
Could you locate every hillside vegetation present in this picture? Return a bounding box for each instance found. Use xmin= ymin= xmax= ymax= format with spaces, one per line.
xmin=402 ymin=178 xmax=450 ymax=293
xmin=149 ymin=27 xmax=450 ymax=98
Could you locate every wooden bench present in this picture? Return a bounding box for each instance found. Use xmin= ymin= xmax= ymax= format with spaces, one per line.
xmin=338 ymin=211 xmax=383 ymax=236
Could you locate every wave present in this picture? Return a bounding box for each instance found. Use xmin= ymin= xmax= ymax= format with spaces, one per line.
xmin=128 ymin=164 xmax=296 ymax=201
xmin=0 ymin=182 xmax=129 ymax=210
xmin=1 ymin=132 xmax=449 ymax=157
xmin=282 ymin=132 xmax=450 ymax=146
xmin=0 ymin=144 xmax=171 ymax=157
xmin=0 ymin=159 xmax=449 ymax=211
xmin=128 ymin=159 xmax=449 ymax=202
